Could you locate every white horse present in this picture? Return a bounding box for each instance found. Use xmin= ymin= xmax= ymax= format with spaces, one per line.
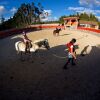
xmin=15 ymin=39 xmax=50 ymax=60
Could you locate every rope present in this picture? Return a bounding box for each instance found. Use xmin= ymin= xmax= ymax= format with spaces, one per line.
xmin=51 ymin=32 xmax=88 ymax=59
xmin=49 ymin=48 xmax=68 ymax=59
xmin=52 ymin=53 xmax=67 ymax=59
xmin=50 ymin=34 xmax=86 ymax=59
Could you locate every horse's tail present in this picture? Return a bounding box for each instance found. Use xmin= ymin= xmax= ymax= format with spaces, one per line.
xmin=15 ymin=41 xmax=22 ymax=54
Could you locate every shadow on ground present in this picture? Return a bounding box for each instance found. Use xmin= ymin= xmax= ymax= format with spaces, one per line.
xmin=0 ymin=35 xmax=100 ymax=100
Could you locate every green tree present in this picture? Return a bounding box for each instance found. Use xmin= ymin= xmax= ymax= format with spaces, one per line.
xmin=0 ymin=2 xmax=44 ymax=30
xmin=0 ymin=15 xmax=5 ymax=24
xmin=79 ymin=13 xmax=89 ymax=21
xmin=89 ymin=13 xmax=98 ymax=22
xmin=59 ymin=15 xmax=67 ymax=24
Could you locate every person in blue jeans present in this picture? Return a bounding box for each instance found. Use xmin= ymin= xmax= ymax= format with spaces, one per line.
xmin=63 ymin=38 xmax=76 ymax=69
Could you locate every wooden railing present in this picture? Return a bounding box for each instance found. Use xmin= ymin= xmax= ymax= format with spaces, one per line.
xmin=77 ymin=27 xmax=100 ymax=33
xmin=0 ymin=25 xmax=100 ymax=39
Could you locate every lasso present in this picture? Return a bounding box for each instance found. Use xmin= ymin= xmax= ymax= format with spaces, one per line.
xmin=51 ymin=49 xmax=68 ymax=59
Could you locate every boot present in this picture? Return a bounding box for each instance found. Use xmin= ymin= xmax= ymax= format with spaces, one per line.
xmin=63 ymin=63 xmax=68 ymax=69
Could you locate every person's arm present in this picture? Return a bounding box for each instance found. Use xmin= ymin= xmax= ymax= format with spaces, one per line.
xmin=27 ymin=37 xmax=32 ymax=42
xmin=25 ymin=35 xmax=32 ymax=42
xmin=70 ymin=46 xmax=76 ymax=59
xmin=29 ymin=39 xmax=32 ymax=42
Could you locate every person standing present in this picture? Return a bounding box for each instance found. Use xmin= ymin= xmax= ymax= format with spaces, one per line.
xmin=63 ymin=38 xmax=77 ymax=69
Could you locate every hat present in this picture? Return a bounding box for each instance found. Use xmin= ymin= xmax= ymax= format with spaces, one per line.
xmin=22 ymin=31 xmax=25 ymax=34
xmin=22 ymin=31 xmax=27 ymax=36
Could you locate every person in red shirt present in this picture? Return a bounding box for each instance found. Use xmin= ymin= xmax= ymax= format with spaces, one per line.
xmin=63 ymin=38 xmax=76 ymax=69
xmin=23 ymin=31 xmax=32 ymax=53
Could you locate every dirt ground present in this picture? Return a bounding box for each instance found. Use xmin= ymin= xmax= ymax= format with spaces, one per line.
xmin=0 ymin=29 xmax=100 ymax=100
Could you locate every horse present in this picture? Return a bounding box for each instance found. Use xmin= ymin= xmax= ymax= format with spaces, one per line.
xmin=53 ymin=28 xmax=61 ymax=36
xmin=15 ymin=39 xmax=50 ymax=60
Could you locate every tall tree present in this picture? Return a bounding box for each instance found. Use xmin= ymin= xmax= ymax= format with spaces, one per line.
xmin=0 ymin=15 xmax=5 ymax=24
xmin=0 ymin=2 xmax=44 ymax=31
xmin=12 ymin=2 xmax=44 ymax=27
xmin=59 ymin=15 xmax=67 ymax=24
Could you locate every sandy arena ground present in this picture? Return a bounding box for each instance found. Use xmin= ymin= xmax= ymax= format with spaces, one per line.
xmin=0 ymin=29 xmax=100 ymax=100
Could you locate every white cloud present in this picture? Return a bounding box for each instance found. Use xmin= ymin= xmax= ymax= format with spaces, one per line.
xmin=68 ymin=1 xmax=100 ymax=16
xmin=40 ymin=9 xmax=59 ymax=22
xmin=40 ymin=9 xmax=52 ymax=21
xmin=10 ymin=7 xmax=17 ymax=14
xmin=44 ymin=9 xmax=52 ymax=16
xmin=0 ymin=6 xmax=17 ymax=20
xmin=4 ymin=17 xmax=11 ymax=21
xmin=0 ymin=6 xmax=5 ymax=15
xmin=79 ymin=0 xmax=100 ymax=6
xmin=96 ymin=16 xmax=100 ymax=20
xmin=68 ymin=6 xmax=100 ymax=15
xmin=68 ymin=7 xmax=84 ymax=11
xmin=41 ymin=16 xmax=58 ymax=22
xmin=95 ymin=0 xmax=100 ymax=5
xmin=79 ymin=0 xmax=89 ymax=5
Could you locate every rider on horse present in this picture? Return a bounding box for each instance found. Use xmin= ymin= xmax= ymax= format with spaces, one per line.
xmin=23 ymin=31 xmax=32 ymax=53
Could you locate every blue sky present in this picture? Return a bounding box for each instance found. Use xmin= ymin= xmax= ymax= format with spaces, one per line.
xmin=0 ymin=0 xmax=100 ymax=21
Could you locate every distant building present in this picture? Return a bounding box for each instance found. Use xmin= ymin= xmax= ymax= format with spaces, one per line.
xmin=63 ymin=17 xmax=79 ymax=29
xmin=79 ymin=20 xmax=99 ymax=29
xmin=63 ymin=17 xmax=99 ymax=29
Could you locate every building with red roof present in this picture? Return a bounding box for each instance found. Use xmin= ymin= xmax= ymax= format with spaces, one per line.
xmin=63 ymin=17 xmax=99 ymax=29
